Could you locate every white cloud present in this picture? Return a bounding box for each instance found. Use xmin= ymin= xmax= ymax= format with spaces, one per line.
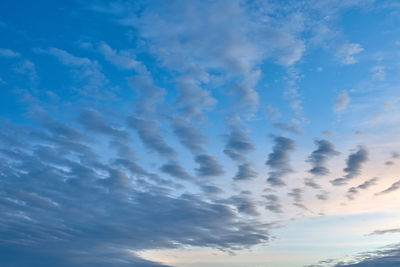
xmin=336 ymin=43 xmax=364 ymax=64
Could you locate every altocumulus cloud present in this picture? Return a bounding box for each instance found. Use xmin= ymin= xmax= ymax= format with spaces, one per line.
xmin=0 ymin=119 xmax=268 ymax=266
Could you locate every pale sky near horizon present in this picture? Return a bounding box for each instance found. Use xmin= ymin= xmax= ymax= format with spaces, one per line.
xmin=1 ymin=1 xmax=400 ymax=266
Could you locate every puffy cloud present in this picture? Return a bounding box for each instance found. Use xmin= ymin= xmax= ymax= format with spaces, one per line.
xmin=127 ymin=117 xmax=176 ymax=158
xmin=331 ymin=146 xmax=368 ymax=186
xmin=0 ymin=120 xmax=269 ymax=266
xmin=223 ymin=127 xmax=254 ymax=162
xmin=307 ymin=139 xmax=339 ymax=176
xmin=225 ymin=194 xmax=260 ymax=216
xmin=194 ymin=154 xmax=224 ymax=177
xmin=172 ymin=119 xmax=207 ymax=154
xmin=160 ymin=161 xmax=192 ymax=180
xmin=336 ymin=43 xmax=364 ymax=64
xmin=233 ymin=163 xmax=258 ymax=181
xmin=266 ymin=136 xmax=296 ymax=187
xmin=77 ymin=109 xmax=129 ymax=140
xmin=263 ymin=194 xmax=283 ymax=214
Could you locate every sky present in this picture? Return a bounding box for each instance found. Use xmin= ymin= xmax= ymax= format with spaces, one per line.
xmin=1 ymin=0 xmax=400 ymax=266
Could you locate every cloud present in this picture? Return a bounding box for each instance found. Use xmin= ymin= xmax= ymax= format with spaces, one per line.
xmin=331 ymin=146 xmax=368 ymax=186
xmin=223 ymin=126 xmax=255 ymax=162
xmin=0 ymin=48 xmax=20 ymax=58
xmin=266 ymin=136 xmax=296 ymax=187
xmin=346 ymin=177 xmax=379 ymax=200
xmin=333 ymin=90 xmax=350 ymax=112
xmin=233 ymin=163 xmax=258 ymax=181
xmin=194 ymin=154 xmax=224 ymax=177
xmin=370 ymin=65 xmax=386 ymax=81
xmin=225 ymin=194 xmax=260 ymax=216
xmin=316 ymin=190 xmax=329 ymax=201
xmin=98 ymin=42 xmax=144 ymax=71
xmin=160 ymin=161 xmax=192 ymax=180
xmin=336 ymin=43 xmax=364 ymax=64
xmin=368 ymin=228 xmax=400 ymax=236
xmin=304 ymin=178 xmax=321 ymax=189
xmin=0 ymin=120 xmax=269 ymax=266
xmin=375 ymin=179 xmax=400 ymax=195
xmin=310 ymin=243 xmax=400 ymax=267
xmin=77 ymin=109 xmax=129 ymax=140
xmin=272 ymin=122 xmax=303 ymax=135
xmin=201 ymin=185 xmax=223 ymax=195
xmin=307 ymin=139 xmax=339 ymax=176
xmin=263 ymin=194 xmax=283 ymax=214
xmin=39 ymin=47 xmax=108 ymax=96
xmin=265 ymin=105 xmax=282 ymax=121
xmin=127 ymin=116 xmax=176 ymax=158
xmin=172 ymin=119 xmax=207 ymax=154
xmin=288 ymin=188 xmax=303 ymax=203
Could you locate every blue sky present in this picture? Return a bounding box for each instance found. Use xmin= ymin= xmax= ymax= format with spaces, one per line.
xmin=1 ymin=0 xmax=400 ymax=266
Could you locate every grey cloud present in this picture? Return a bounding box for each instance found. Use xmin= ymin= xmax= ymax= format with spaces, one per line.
xmin=174 ymin=75 xmax=217 ymax=119
xmin=263 ymin=194 xmax=283 ymax=214
xmin=233 ymin=163 xmax=258 ymax=181
xmin=272 ymin=122 xmax=303 ymax=135
xmin=266 ymin=136 xmax=295 ymax=187
xmin=172 ymin=119 xmax=207 ymax=154
xmin=127 ymin=116 xmax=176 ymax=157
xmin=368 ymin=228 xmax=400 ymax=236
xmin=223 ymin=126 xmax=254 ymax=162
xmin=130 ymin=75 xmax=166 ymax=116
xmin=194 ymin=154 xmax=224 ymax=177
xmin=160 ymin=161 xmax=192 ymax=180
xmin=288 ymin=188 xmax=309 ymax=210
xmin=385 ymin=161 xmax=394 ymax=165
xmin=288 ymin=188 xmax=303 ymax=203
xmin=309 ymin=243 xmax=400 ymax=267
xmin=304 ymin=178 xmax=321 ymax=189
xmin=78 ymin=109 xmax=129 ymax=139
xmin=201 ymin=185 xmax=224 ymax=195
xmin=333 ymin=90 xmax=350 ymax=112
xmin=316 ymin=190 xmax=329 ymax=201
xmin=375 ymin=180 xmax=400 ymax=195
xmin=307 ymin=139 xmax=339 ymax=176
xmin=331 ymin=146 xmax=368 ymax=186
xmin=346 ymin=177 xmax=379 ymax=200
xmin=225 ymin=194 xmax=260 ymax=216
xmin=0 ymin=122 xmax=269 ymax=266
xmin=392 ymin=152 xmax=400 ymax=158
